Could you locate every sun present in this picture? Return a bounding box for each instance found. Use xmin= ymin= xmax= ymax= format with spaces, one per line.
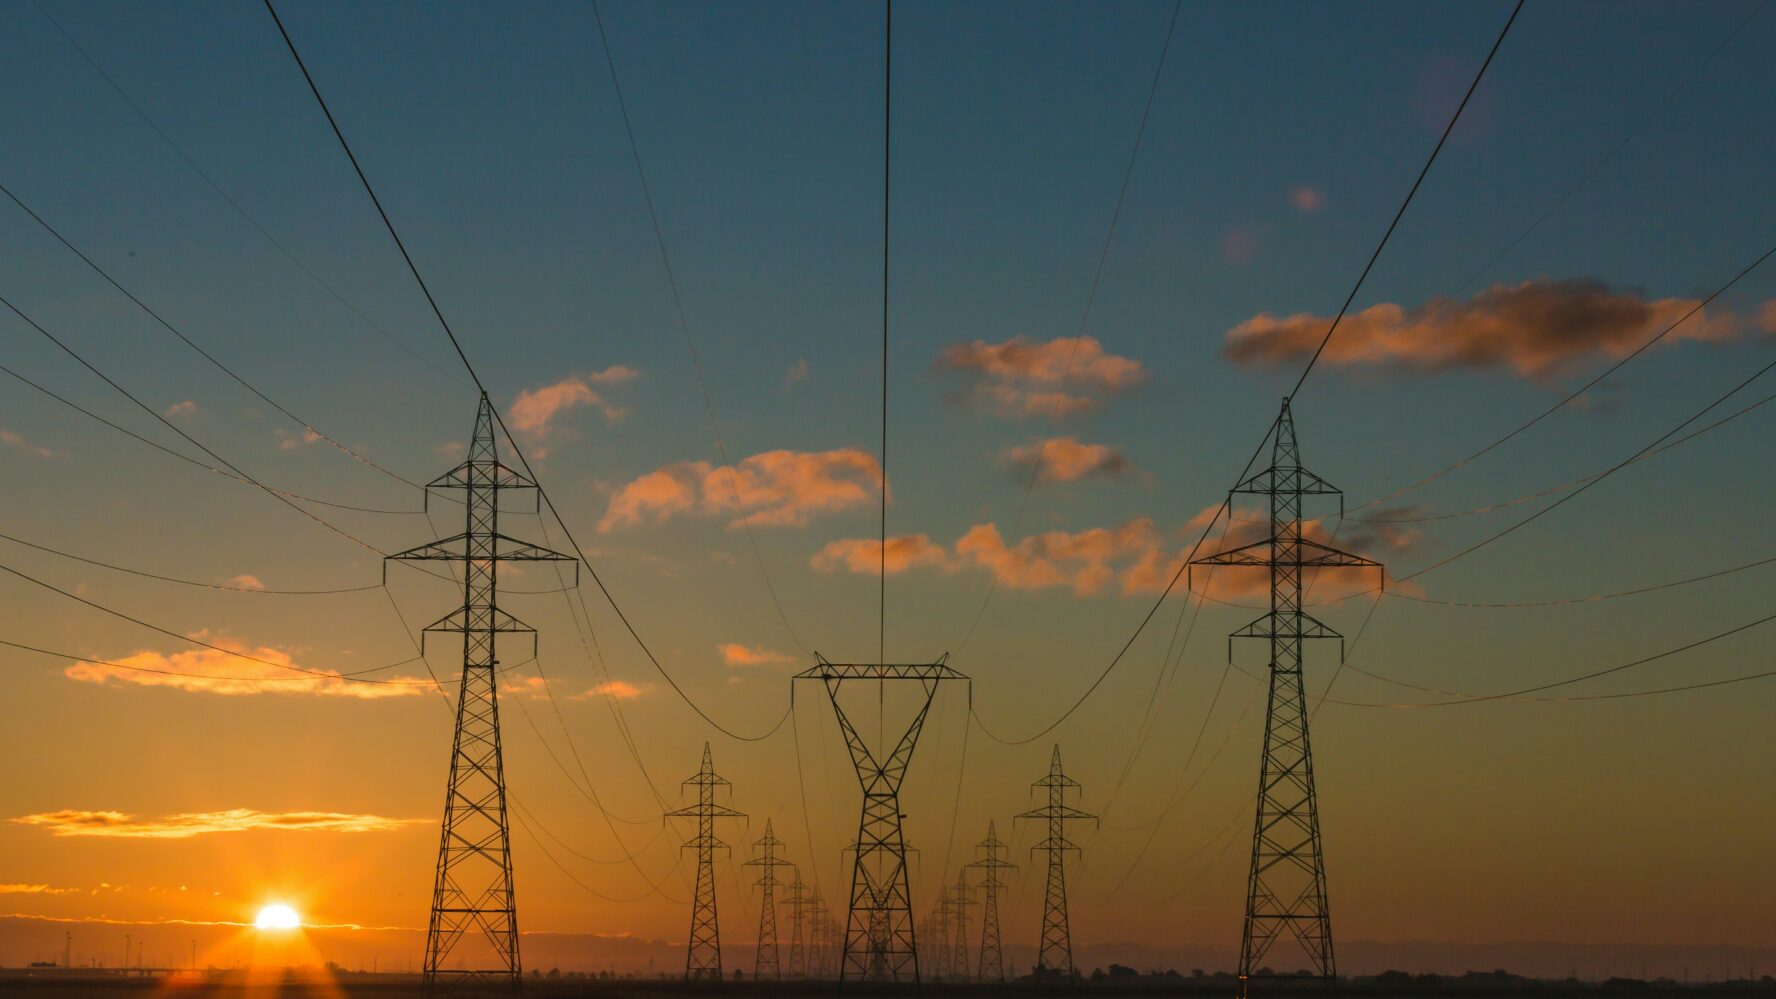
xmin=254 ymin=903 xmax=301 ymax=930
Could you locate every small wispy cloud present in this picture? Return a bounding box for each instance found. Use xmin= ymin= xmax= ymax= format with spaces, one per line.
xmin=0 ymin=429 xmax=56 ymax=459
xmin=717 ymin=643 xmax=794 ymax=668
xmin=12 ymin=808 xmax=425 ymax=840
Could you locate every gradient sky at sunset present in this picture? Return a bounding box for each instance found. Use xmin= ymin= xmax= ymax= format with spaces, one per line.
xmin=3 ymin=0 xmax=1776 ymax=976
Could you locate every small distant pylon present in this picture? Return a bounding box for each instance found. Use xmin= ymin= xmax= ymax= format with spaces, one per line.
xmin=1016 ymin=745 xmax=1097 ymax=980
xmin=783 ymin=871 xmax=810 ymax=979
xmin=743 ymin=820 xmax=794 ymax=981
xmin=966 ymin=820 xmax=1017 ymax=982
xmin=664 ymin=743 xmax=746 ymax=981
xmin=946 ymin=871 xmax=975 ymax=981
xmin=1190 ymin=397 xmax=1383 ymax=998
xmin=389 ymin=392 xmax=577 ymax=997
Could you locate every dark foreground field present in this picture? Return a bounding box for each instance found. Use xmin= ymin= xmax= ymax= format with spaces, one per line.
xmin=6 ymin=970 xmax=1776 ymax=999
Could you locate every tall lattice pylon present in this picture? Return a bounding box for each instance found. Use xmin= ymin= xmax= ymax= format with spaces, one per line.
xmin=388 ymin=392 xmax=577 ymax=997
xmin=664 ymin=743 xmax=746 ymax=981
xmin=1191 ymin=396 xmax=1382 ymax=998
xmin=1016 ymin=745 xmax=1096 ymax=980
xmin=966 ymin=820 xmax=1016 ymax=982
xmin=794 ymin=655 xmax=967 ymax=983
xmin=743 ymin=820 xmax=794 ymax=981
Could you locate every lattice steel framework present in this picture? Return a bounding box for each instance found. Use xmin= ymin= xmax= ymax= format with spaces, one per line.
xmin=945 ymin=871 xmax=975 ymax=981
xmin=664 ymin=743 xmax=745 ymax=981
xmin=742 ymin=820 xmax=793 ymax=981
xmin=793 ymin=655 xmax=966 ymax=983
xmin=1016 ymin=745 xmax=1096 ymax=980
xmin=388 ymin=393 xmax=576 ymax=997
xmin=782 ymin=870 xmax=810 ymax=979
xmin=965 ymin=820 xmax=1016 ymax=982
xmin=1191 ymin=397 xmax=1382 ymax=997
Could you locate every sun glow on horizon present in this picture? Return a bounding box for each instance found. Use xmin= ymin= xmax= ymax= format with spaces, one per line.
xmin=254 ymin=903 xmax=301 ymax=930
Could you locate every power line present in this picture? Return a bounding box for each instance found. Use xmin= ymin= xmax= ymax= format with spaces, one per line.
xmin=954 ymin=0 xmax=1183 ymax=654
xmin=586 ymin=0 xmax=810 ymax=657
xmin=0 ymin=530 xmax=379 ymax=595
xmin=0 ymin=177 xmax=424 ymax=492
xmin=27 ymin=0 xmax=470 ymax=391
xmin=0 ymin=358 xmax=415 ymax=515
xmin=969 ymin=0 xmax=1523 ymax=747
xmin=0 ymin=634 xmax=429 ymax=686
xmin=263 ymin=0 xmax=784 ymax=744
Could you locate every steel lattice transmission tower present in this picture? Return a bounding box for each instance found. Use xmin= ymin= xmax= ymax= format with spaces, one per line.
xmin=743 ymin=820 xmax=794 ymax=981
xmin=783 ymin=870 xmax=810 ymax=979
xmin=1191 ymin=396 xmax=1382 ymax=998
xmin=794 ymin=654 xmax=966 ymax=983
xmin=664 ymin=743 xmax=746 ymax=981
xmin=388 ymin=392 xmax=577 ymax=997
xmin=945 ymin=871 xmax=975 ymax=981
xmin=965 ymin=820 xmax=1016 ymax=982
xmin=1015 ymin=745 xmax=1096 ymax=981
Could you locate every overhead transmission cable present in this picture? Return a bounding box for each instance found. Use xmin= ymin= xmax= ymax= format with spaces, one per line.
xmin=587 ymin=0 xmax=809 ymax=656
xmin=968 ymin=0 xmax=1525 ymax=746
xmin=27 ymin=0 xmax=470 ymax=390
xmin=0 ymin=178 xmax=425 ymax=493
xmin=262 ymin=0 xmax=785 ymax=742
xmin=953 ymin=0 xmax=1183 ymax=654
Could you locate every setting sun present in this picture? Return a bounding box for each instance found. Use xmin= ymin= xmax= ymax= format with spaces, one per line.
xmin=254 ymin=903 xmax=301 ymax=930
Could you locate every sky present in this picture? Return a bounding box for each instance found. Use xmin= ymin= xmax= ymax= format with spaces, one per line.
xmin=2 ymin=0 xmax=1776 ymax=978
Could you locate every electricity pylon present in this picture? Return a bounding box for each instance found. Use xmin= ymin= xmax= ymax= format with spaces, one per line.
xmin=946 ymin=871 xmax=975 ymax=981
xmin=794 ymin=654 xmax=966 ymax=983
xmin=742 ymin=820 xmax=794 ymax=981
xmin=1016 ymin=745 xmax=1096 ymax=980
xmin=783 ymin=870 xmax=810 ymax=979
xmin=966 ymin=821 xmax=1016 ymax=982
xmin=388 ymin=392 xmax=577 ymax=997
xmin=1191 ymin=396 xmax=1382 ymax=998
xmin=664 ymin=743 xmax=746 ymax=981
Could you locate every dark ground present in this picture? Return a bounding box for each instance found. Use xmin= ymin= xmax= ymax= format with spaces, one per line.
xmin=5 ymin=970 xmax=1776 ymax=999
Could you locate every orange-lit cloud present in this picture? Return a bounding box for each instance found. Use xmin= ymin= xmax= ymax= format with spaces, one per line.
xmin=509 ymin=367 xmax=638 ymax=441
xmin=11 ymin=809 xmax=423 ymax=839
xmin=162 ymin=400 xmax=198 ymax=420
xmin=935 ymin=336 xmax=1143 ymax=418
xmin=1291 ymin=186 xmax=1326 ymax=213
xmin=1225 ymin=279 xmax=1749 ymax=381
xmin=814 ymin=507 xmax=1415 ymax=601
xmin=599 ymin=448 xmax=883 ymax=531
xmin=0 ymin=883 xmax=80 ymax=894
xmin=275 ymin=428 xmax=323 ymax=451
xmin=225 ymin=574 xmax=266 ymax=591
xmin=571 ymin=680 xmax=652 ymax=701
xmin=717 ymin=643 xmax=794 ymax=668
xmin=63 ymin=639 xmax=431 ymax=699
xmin=0 ymin=429 xmax=56 ymax=458
xmin=810 ymin=534 xmax=950 ymax=576
xmin=1003 ymin=437 xmax=1132 ymax=484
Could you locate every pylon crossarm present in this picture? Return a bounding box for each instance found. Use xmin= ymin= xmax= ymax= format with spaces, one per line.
xmin=388 ymin=532 xmax=577 ymax=565
xmin=427 ymin=459 xmax=536 ymax=491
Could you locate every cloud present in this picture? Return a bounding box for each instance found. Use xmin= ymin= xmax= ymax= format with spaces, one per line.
xmin=510 ymin=368 xmax=638 ymax=439
xmin=810 ymin=534 xmax=950 ymax=576
xmin=816 ymin=508 xmax=1416 ymax=601
xmin=1221 ymin=227 xmax=1260 ymax=265
xmin=1291 ymin=186 xmax=1326 ymax=213
xmin=1003 ymin=437 xmax=1132 ymax=484
xmin=935 ymin=336 xmax=1143 ymax=418
xmin=784 ymin=359 xmax=809 ymax=386
xmin=0 ymin=883 xmax=79 ymax=895
xmin=11 ymin=809 xmax=424 ymax=839
xmin=162 ymin=400 xmax=198 ymax=420
xmin=0 ymin=429 xmax=55 ymax=459
xmin=571 ymin=680 xmax=652 ymax=701
xmin=717 ymin=643 xmax=794 ymax=668
xmin=599 ymin=448 xmax=883 ymax=531
xmin=225 ymin=574 xmax=265 ymax=591
xmin=1224 ymin=279 xmax=1749 ymax=381
xmin=63 ymin=639 xmax=430 ymax=699
xmin=275 ymin=428 xmax=322 ymax=451
xmin=434 ymin=441 xmax=465 ymax=461
xmin=500 ymin=676 xmax=552 ymax=701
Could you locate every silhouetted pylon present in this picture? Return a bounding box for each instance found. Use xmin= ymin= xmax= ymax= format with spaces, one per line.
xmin=966 ymin=820 xmax=1017 ymax=982
xmin=1190 ymin=396 xmax=1383 ymax=998
xmin=795 ymin=655 xmax=966 ymax=982
xmin=664 ymin=743 xmax=745 ymax=981
xmin=1016 ymin=745 xmax=1097 ymax=980
xmin=388 ymin=393 xmax=577 ymax=997
xmin=783 ymin=870 xmax=810 ymax=979
xmin=742 ymin=820 xmax=794 ymax=981
xmin=946 ymin=871 xmax=975 ymax=981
